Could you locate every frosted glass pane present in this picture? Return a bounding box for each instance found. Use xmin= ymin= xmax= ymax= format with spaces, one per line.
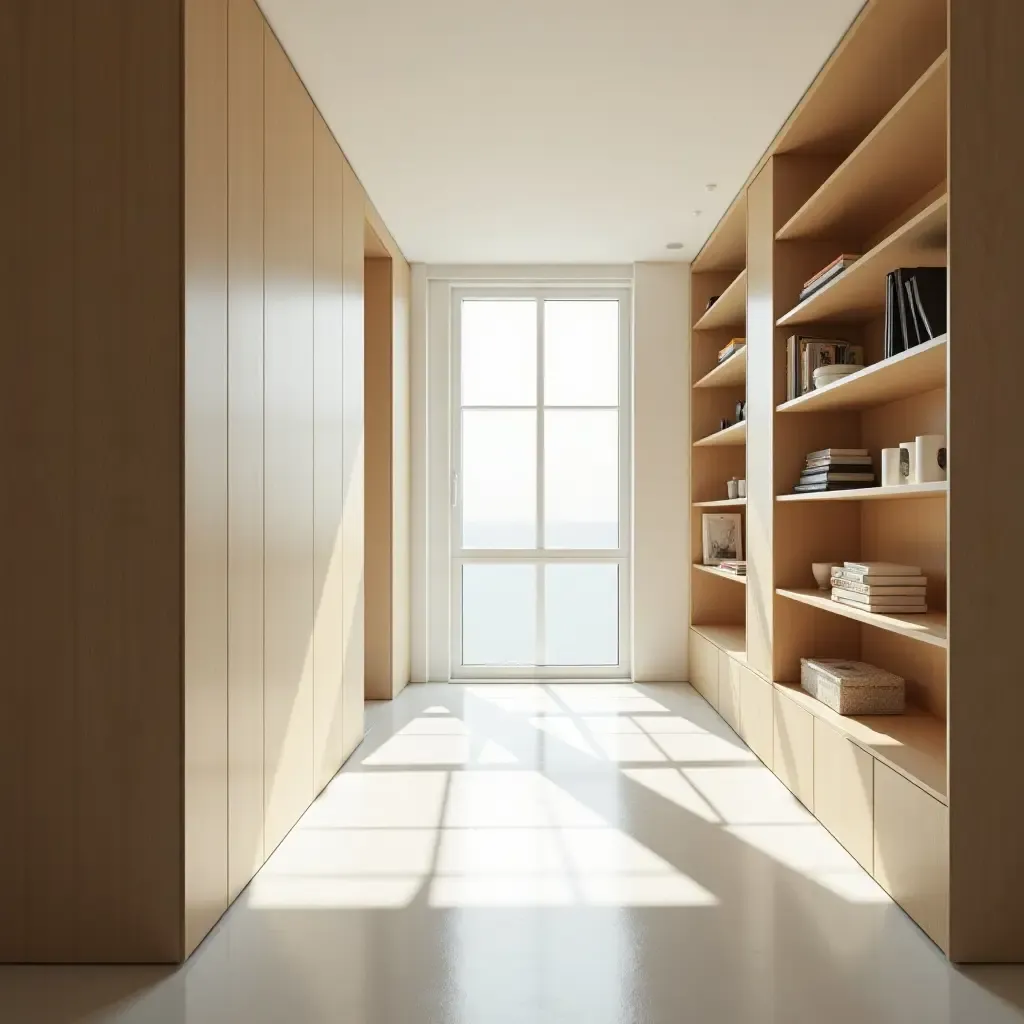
xmin=544 ymin=564 xmax=619 ymax=666
xmin=462 ymin=410 xmax=536 ymax=549
xmin=462 ymin=564 xmax=537 ymax=667
xmin=544 ymin=300 xmax=619 ymax=406
xmin=461 ymin=300 xmax=537 ymax=406
xmin=544 ymin=410 xmax=618 ymax=549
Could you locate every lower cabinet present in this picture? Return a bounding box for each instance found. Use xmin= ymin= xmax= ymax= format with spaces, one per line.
xmin=739 ymin=666 xmax=774 ymax=769
xmin=717 ymin=651 xmax=742 ymax=734
xmin=813 ymin=718 xmax=874 ymax=872
xmin=873 ymin=761 xmax=949 ymax=951
xmin=773 ymin=690 xmax=813 ymax=810
xmin=688 ymin=630 xmax=719 ymax=708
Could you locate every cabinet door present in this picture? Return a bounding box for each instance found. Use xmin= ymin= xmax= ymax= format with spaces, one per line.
xmin=739 ymin=667 xmax=773 ymax=769
xmin=813 ymin=718 xmax=873 ymax=872
xmin=873 ymin=761 xmax=949 ymax=951
xmin=688 ymin=631 xmax=719 ymax=708
xmin=773 ymin=690 xmax=813 ymax=809
xmin=718 ymin=651 xmax=742 ymax=734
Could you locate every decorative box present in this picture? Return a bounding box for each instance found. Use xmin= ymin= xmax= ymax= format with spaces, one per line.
xmin=800 ymin=658 xmax=905 ymax=715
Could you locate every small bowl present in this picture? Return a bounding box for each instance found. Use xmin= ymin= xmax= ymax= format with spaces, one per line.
xmin=812 ymin=562 xmax=836 ymax=590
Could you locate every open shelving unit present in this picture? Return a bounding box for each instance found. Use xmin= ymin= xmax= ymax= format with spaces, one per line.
xmin=694 ymin=564 xmax=747 ymax=586
xmin=680 ymin=0 xmax=1019 ymax=961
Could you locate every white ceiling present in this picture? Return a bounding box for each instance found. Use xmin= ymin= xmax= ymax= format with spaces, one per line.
xmin=258 ymin=0 xmax=865 ymax=264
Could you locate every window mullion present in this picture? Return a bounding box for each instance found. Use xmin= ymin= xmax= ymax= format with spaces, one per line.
xmin=536 ymin=297 xmax=546 ymax=667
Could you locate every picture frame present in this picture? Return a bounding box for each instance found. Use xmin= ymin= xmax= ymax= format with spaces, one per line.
xmin=702 ymin=513 xmax=743 ymax=565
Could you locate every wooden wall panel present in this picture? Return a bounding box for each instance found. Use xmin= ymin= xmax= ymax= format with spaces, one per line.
xmin=0 ymin=0 xmax=76 ymax=962
xmin=183 ymin=0 xmax=229 ymax=957
xmin=312 ymin=111 xmax=349 ymax=792
xmin=227 ymin=0 xmax=266 ymax=902
xmin=390 ymin=258 xmax=413 ymax=697
xmin=365 ymin=256 xmax=394 ymax=700
xmin=948 ymin=0 xmax=1024 ymax=963
xmin=341 ymin=159 xmax=366 ymax=757
xmin=263 ymin=30 xmax=315 ymax=854
xmin=75 ymin=0 xmax=186 ymax=961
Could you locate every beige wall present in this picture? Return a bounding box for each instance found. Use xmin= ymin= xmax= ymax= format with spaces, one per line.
xmin=0 ymin=0 xmax=410 ymax=963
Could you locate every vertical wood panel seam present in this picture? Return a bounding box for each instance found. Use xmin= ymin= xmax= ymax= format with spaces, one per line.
xmin=222 ymin=0 xmax=232 ymax=916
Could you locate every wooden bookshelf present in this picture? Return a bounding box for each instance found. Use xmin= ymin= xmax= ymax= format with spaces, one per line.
xmin=777 ymin=482 xmax=947 ymax=503
xmin=692 ymin=623 xmax=746 ymax=664
xmin=694 ymin=348 xmax=746 ymax=389
xmin=776 ymin=587 xmax=947 ymax=648
xmin=777 ymin=194 xmax=947 ymax=326
xmin=777 ymin=335 xmax=946 ymax=412
xmin=693 ymin=420 xmax=746 ymax=448
xmin=694 ymin=497 xmax=746 ymax=508
xmin=776 ymin=53 xmax=947 ymax=243
xmin=693 ymin=269 xmax=747 ymax=331
xmin=775 ymin=683 xmax=946 ymax=802
xmin=694 ymin=563 xmax=747 ymax=586
xmin=691 ymin=193 xmax=746 ymax=273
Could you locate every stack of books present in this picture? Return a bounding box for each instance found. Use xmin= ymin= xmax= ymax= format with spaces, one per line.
xmin=716 ymin=560 xmax=746 ymax=577
xmin=785 ymin=337 xmax=865 ymax=400
xmin=885 ymin=267 xmax=946 ymax=358
xmin=718 ymin=338 xmax=745 ymax=364
xmin=799 ymin=254 xmax=862 ymax=302
xmin=831 ymin=563 xmax=928 ymax=614
xmin=795 ymin=449 xmax=875 ymax=493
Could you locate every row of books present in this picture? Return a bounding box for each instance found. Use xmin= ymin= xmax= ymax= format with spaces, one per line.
xmin=716 ymin=560 xmax=746 ymax=577
xmin=799 ymin=254 xmax=861 ymax=302
xmin=885 ymin=267 xmax=946 ymax=358
xmin=718 ymin=338 xmax=745 ymax=364
xmin=794 ymin=448 xmax=874 ymax=493
xmin=785 ymin=337 xmax=864 ymax=402
xmin=831 ymin=563 xmax=927 ymax=614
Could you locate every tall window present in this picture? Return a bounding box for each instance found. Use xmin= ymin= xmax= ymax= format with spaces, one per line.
xmin=451 ymin=288 xmax=631 ymax=678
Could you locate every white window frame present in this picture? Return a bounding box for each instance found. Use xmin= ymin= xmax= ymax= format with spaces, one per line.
xmin=449 ymin=285 xmax=632 ymax=680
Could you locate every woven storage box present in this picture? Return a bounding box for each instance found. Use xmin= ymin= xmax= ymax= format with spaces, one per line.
xmin=800 ymin=658 xmax=905 ymax=715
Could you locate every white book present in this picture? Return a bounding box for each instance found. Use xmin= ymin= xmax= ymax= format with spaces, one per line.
xmin=842 ymin=561 xmax=922 ymax=576
xmin=832 ymin=569 xmax=928 ymax=586
xmin=832 ymin=594 xmax=927 ymax=614
xmin=831 ymin=578 xmax=926 ymax=597
xmin=832 ymin=589 xmax=926 ymax=607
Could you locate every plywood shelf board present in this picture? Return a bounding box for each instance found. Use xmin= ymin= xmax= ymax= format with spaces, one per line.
xmin=776 ymin=587 xmax=947 ymax=648
xmin=693 ymin=420 xmax=747 ymax=447
xmin=693 ymin=269 xmax=747 ymax=331
xmin=691 ymin=623 xmax=747 ymax=664
xmin=693 ymin=348 xmax=746 ymax=389
xmin=692 ymin=194 xmax=747 ymax=273
xmin=694 ymin=498 xmax=747 ymax=508
xmin=777 ymin=195 xmax=947 ymax=327
xmin=777 ymin=482 xmax=947 ymax=503
xmin=694 ymin=564 xmax=748 ymax=586
xmin=777 ymin=53 xmax=948 ymax=243
xmin=776 ymin=683 xmax=946 ymax=802
xmin=777 ymin=335 xmax=946 ymax=412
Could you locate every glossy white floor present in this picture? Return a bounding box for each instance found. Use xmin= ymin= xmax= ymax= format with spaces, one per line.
xmin=3 ymin=682 xmax=1024 ymax=1023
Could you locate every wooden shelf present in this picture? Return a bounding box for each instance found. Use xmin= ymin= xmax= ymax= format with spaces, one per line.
xmin=777 ymin=195 xmax=947 ymax=327
xmin=694 ymin=564 xmax=747 ymax=586
xmin=775 ymin=683 xmax=946 ymax=803
xmin=691 ymin=623 xmax=747 ymax=665
xmin=693 ymin=420 xmax=746 ymax=447
xmin=777 ymin=53 xmax=947 ymax=243
xmin=693 ymin=347 xmax=746 ymax=389
xmin=778 ymin=482 xmax=947 ymax=503
xmin=776 ymin=587 xmax=947 ymax=648
xmin=693 ymin=269 xmax=747 ymax=331
xmin=777 ymin=335 xmax=946 ymax=412
xmin=694 ymin=497 xmax=747 ymax=508
xmin=692 ymin=194 xmax=747 ymax=273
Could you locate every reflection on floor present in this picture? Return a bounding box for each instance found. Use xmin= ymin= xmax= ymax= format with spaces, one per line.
xmin=3 ymin=682 xmax=1024 ymax=1023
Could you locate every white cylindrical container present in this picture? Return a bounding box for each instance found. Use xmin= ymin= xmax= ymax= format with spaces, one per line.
xmin=738 ymin=479 xmax=747 ymax=498
xmin=899 ymin=441 xmax=917 ymax=484
xmin=881 ymin=448 xmax=902 ymax=486
xmin=915 ymin=434 xmax=947 ymax=482
xmin=727 ymin=479 xmax=739 ymax=500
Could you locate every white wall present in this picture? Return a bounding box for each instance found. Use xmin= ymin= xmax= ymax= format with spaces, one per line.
xmin=409 ymin=263 xmax=689 ymax=682
xmin=632 ymin=263 xmax=691 ymax=681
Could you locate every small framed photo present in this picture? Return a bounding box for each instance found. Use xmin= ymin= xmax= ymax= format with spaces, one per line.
xmin=702 ymin=513 xmax=743 ymax=565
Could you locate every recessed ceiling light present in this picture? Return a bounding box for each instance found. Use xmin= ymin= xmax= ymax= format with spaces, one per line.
xmin=666 ymin=242 xmax=684 ymax=251
xmin=705 ymin=183 xmax=718 ymax=192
